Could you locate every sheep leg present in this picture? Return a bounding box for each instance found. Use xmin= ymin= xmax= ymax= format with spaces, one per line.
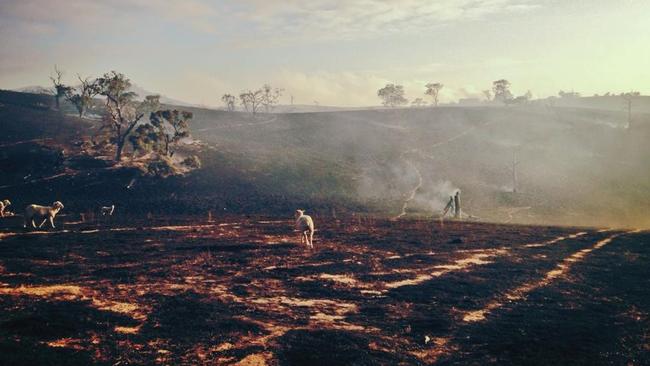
xmin=303 ymin=231 xmax=308 ymax=247
xmin=309 ymin=231 xmax=314 ymax=248
xmin=31 ymin=219 xmax=37 ymax=228
xmin=38 ymin=218 xmax=47 ymax=228
xmin=49 ymin=216 xmax=55 ymax=228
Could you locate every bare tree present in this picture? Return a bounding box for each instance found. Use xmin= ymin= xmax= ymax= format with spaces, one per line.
xmin=425 ymin=83 xmax=443 ymax=106
xmin=221 ymin=93 xmax=236 ymax=112
xmin=261 ymin=84 xmax=283 ymax=112
xmin=65 ymin=75 xmax=100 ymax=118
xmin=50 ymin=65 xmax=72 ymax=110
xmin=95 ymin=71 xmax=159 ymax=161
xmin=622 ymin=91 xmax=640 ymax=129
xmin=239 ymin=89 xmax=264 ymax=115
xmin=492 ymin=79 xmax=513 ymax=105
xmin=377 ymin=83 xmax=408 ymax=107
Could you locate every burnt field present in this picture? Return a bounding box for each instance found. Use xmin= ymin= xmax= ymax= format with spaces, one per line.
xmin=0 ymin=217 xmax=647 ymax=365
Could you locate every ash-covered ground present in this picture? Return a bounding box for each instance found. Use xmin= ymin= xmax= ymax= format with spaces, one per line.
xmin=0 ymin=216 xmax=647 ymax=365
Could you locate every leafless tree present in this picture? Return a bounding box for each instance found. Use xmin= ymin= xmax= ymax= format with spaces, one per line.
xmin=239 ymin=89 xmax=264 ymax=115
xmin=221 ymin=94 xmax=236 ymax=112
xmin=65 ymin=75 xmax=100 ymax=118
xmin=261 ymin=84 xmax=283 ymax=112
xmin=50 ymin=65 xmax=72 ymax=110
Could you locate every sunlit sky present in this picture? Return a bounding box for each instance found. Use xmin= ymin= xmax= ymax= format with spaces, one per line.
xmin=1 ymin=0 xmax=648 ymax=107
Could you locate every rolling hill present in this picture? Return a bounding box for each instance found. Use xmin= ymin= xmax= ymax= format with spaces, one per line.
xmin=1 ymin=89 xmax=649 ymax=228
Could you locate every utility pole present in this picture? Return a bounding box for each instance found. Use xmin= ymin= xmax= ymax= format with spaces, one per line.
xmin=622 ymin=92 xmax=640 ymax=129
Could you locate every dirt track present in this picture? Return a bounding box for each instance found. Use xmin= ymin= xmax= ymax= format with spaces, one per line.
xmin=0 ymin=216 xmax=648 ymax=365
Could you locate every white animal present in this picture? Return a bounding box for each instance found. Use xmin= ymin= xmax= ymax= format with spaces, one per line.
xmin=24 ymin=201 xmax=64 ymax=229
xmin=295 ymin=209 xmax=315 ymax=249
xmin=101 ymin=205 xmax=115 ymax=216
xmin=0 ymin=199 xmax=11 ymax=217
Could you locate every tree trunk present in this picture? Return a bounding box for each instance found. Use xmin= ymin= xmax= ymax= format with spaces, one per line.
xmin=115 ymin=140 xmax=125 ymax=161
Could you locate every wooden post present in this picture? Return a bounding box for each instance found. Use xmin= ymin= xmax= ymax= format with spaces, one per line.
xmin=512 ymin=150 xmax=519 ymax=193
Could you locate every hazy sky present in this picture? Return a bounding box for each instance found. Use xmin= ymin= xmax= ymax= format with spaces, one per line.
xmin=1 ymin=0 xmax=648 ymax=107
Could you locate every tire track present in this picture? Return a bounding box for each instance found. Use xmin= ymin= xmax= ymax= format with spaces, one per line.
xmin=462 ymin=230 xmax=638 ymax=322
xmin=413 ymin=230 xmax=640 ymax=364
xmin=378 ymin=231 xmax=588 ymax=291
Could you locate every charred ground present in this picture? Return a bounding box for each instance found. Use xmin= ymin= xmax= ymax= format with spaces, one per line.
xmin=0 ymin=217 xmax=647 ymax=365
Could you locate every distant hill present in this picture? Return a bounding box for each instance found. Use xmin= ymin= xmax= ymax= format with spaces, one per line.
xmin=12 ymin=84 xmax=196 ymax=107
xmin=126 ymin=84 xmax=196 ymax=107
xmin=537 ymin=95 xmax=650 ymax=113
xmin=1 ymin=89 xmax=649 ymax=228
xmin=12 ymin=85 xmax=53 ymax=95
xmin=182 ymin=102 xmax=650 ymax=227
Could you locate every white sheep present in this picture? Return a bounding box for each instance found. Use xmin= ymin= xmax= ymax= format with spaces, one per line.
xmin=295 ymin=209 xmax=315 ymax=249
xmin=24 ymin=201 xmax=64 ymax=229
xmin=101 ymin=205 xmax=115 ymax=216
xmin=0 ymin=199 xmax=11 ymax=217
